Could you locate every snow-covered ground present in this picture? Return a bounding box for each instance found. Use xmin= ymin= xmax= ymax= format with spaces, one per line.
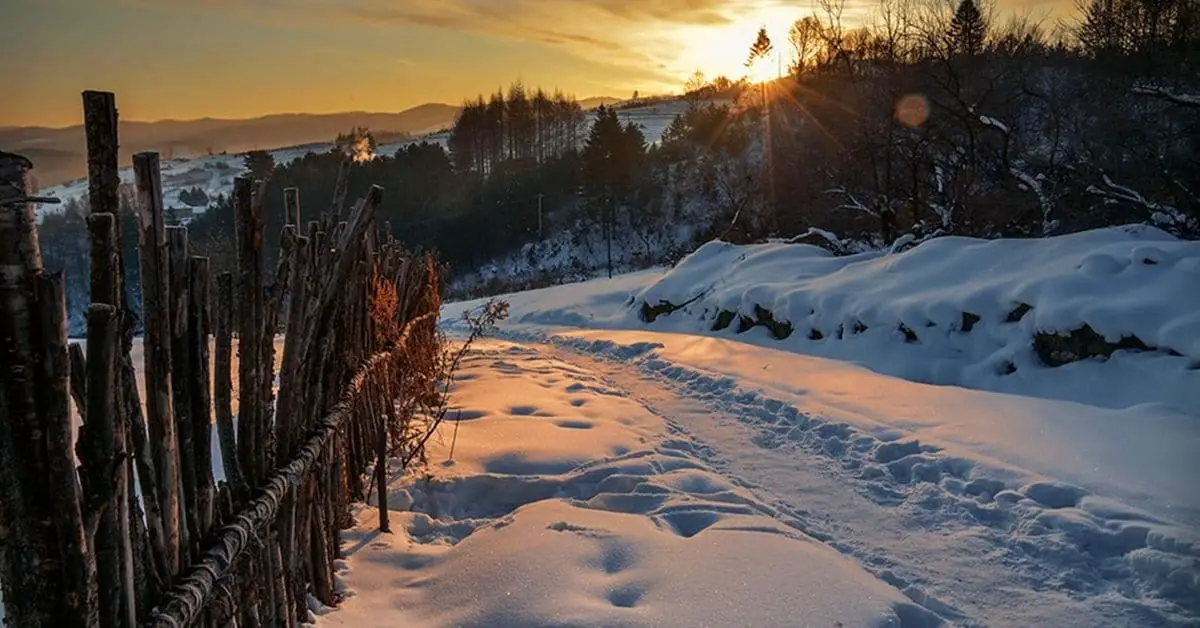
xmin=321 ymin=227 xmax=1200 ymax=627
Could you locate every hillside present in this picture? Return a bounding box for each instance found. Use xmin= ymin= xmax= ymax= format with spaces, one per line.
xmin=4 ymin=104 xmax=462 ymax=187
xmin=32 ymin=99 xmax=688 ymax=223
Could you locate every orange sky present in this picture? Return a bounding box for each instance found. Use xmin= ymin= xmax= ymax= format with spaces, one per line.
xmin=2 ymin=0 xmax=1077 ymax=127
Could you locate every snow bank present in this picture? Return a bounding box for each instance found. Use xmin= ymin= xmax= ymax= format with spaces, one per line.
xmin=322 ymin=340 xmax=937 ymax=627
xmin=566 ymin=225 xmax=1196 ymax=414
xmin=637 ymin=225 xmax=1200 ymax=359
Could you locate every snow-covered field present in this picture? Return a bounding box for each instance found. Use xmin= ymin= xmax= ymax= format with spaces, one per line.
xmin=321 ymin=227 xmax=1200 ymax=627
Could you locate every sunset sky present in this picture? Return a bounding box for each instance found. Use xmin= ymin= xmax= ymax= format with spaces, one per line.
xmin=4 ymin=0 xmax=1071 ymax=127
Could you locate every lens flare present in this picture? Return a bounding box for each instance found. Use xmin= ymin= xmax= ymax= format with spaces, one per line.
xmin=895 ymin=93 xmax=930 ymax=128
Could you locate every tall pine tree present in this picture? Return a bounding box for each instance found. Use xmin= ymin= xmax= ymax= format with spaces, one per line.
xmin=950 ymin=0 xmax=987 ymax=56
xmin=746 ymin=26 xmax=774 ymax=72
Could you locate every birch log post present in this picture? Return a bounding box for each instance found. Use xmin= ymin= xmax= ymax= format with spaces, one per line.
xmin=133 ymin=151 xmax=182 ymax=576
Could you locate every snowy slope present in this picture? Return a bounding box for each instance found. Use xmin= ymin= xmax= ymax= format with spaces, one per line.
xmin=476 ymin=226 xmax=1200 ymax=414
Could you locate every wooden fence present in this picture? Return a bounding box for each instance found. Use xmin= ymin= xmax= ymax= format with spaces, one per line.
xmin=0 ymin=91 xmax=442 ymax=627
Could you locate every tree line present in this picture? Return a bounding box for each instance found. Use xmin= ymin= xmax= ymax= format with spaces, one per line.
xmin=448 ymin=84 xmax=588 ymax=175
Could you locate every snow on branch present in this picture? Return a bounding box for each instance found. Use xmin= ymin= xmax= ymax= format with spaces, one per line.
xmin=1130 ymin=85 xmax=1200 ymax=108
xmin=1010 ymin=167 xmax=1057 ymax=236
xmin=978 ymin=115 xmax=1010 ymax=134
xmin=1088 ymin=174 xmax=1196 ymax=231
xmin=788 ymin=227 xmax=845 ymax=248
xmin=825 ymin=187 xmax=877 ymax=217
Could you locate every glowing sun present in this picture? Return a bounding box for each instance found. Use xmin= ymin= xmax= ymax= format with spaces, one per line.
xmin=676 ymin=11 xmax=792 ymax=84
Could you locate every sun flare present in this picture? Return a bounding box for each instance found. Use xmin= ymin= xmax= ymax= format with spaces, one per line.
xmin=675 ymin=10 xmax=792 ymax=85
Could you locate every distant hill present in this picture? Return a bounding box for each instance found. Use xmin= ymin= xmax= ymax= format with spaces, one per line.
xmin=580 ymin=97 xmax=624 ymax=110
xmin=3 ymin=103 xmax=462 ymax=187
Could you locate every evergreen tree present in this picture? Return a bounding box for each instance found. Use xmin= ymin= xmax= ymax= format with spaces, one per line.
xmin=243 ymin=150 xmax=275 ymax=180
xmin=747 ymin=26 xmax=774 ymax=71
xmin=950 ymin=0 xmax=987 ymax=56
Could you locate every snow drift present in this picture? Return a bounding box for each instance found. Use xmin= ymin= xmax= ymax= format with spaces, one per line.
xmin=625 ymin=225 xmax=1200 ymax=413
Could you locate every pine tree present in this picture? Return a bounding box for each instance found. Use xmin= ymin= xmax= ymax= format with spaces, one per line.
xmin=243 ymin=150 xmax=275 ymax=180
xmin=747 ymin=26 xmax=774 ymax=70
xmin=950 ymin=0 xmax=987 ymax=56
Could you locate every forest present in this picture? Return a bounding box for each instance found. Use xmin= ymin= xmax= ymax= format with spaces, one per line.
xmin=34 ymin=0 xmax=1200 ymax=333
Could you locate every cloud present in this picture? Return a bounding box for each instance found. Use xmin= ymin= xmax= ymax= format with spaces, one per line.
xmin=109 ymin=0 xmax=770 ymax=88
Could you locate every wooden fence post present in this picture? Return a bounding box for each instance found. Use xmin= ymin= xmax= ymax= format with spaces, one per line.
xmin=132 ymin=151 xmax=182 ymax=576
xmin=189 ymin=256 xmax=216 ymax=543
xmin=213 ymin=272 xmax=244 ymax=493
xmin=39 ymin=272 xmax=97 ymax=627
xmin=167 ymin=225 xmax=199 ymax=564
xmin=84 ymin=212 xmax=137 ymax=627
xmin=233 ymin=177 xmax=264 ymax=489
xmin=0 ymin=150 xmax=62 ymax=626
xmin=80 ymin=303 xmax=126 ymax=628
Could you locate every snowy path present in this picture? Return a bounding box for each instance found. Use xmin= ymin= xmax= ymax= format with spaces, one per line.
xmin=320 ymin=332 xmax=1198 ymax=628
xmin=528 ymin=333 xmax=1198 ymax=627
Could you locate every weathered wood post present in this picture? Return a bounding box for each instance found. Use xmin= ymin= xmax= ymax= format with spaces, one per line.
xmin=0 ymin=150 xmax=75 ymax=626
xmin=132 ymin=151 xmax=182 ymax=576
xmin=167 ymin=225 xmax=199 ymax=563
xmin=80 ymin=302 xmax=126 ymax=628
xmin=188 ymin=256 xmax=216 ymax=542
xmin=233 ymin=177 xmax=264 ymax=489
xmin=83 ymin=212 xmax=136 ymax=628
xmin=213 ymin=272 xmax=243 ymax=493
xmin=39 ymin=271 xmax=97 ymax=627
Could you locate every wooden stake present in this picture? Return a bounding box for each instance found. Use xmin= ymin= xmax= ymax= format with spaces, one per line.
xmin=132 ymin=151 xmax=182 ymax=576
xmin=39 ymin=273 xmax=98 ymax=627
xmin=189 ymin=256 xmax=215 ymax=542
xmin=233 ymin=178 xmax=264 ymax=488
xmin=167 ymin=225 xmax=198 ymax=563
xmin=81 ymin=303 xmax=127 ymax=628
xmin=213 ymin=272 xmax=244 ymax=495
